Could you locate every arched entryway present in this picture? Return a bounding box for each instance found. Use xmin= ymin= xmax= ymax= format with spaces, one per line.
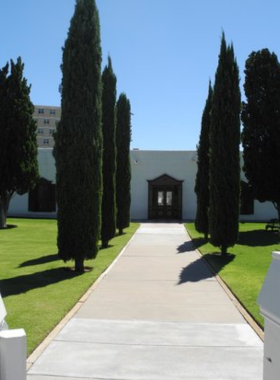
xmin=147 ymin=174 xmax=183 ymax=220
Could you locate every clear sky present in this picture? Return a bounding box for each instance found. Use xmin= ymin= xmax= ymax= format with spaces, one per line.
xmin=1 ymin=0 xmax=280 ymax=150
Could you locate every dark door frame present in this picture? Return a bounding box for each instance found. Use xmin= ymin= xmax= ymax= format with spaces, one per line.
xmin=147 ymin=174 xmax=183 ymax=220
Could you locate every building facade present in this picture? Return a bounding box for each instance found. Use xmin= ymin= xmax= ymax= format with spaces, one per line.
xmin=8 ymin=148 xmax=277 ymax=222
xmin=33 ymin=105 xmax=61 ymax=148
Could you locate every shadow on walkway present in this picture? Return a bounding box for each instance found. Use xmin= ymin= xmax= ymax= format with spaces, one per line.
xmin=177 ymin=237 xmax=206 ymax=253
xmin=178 ymin=254 xmax=235 ymax=285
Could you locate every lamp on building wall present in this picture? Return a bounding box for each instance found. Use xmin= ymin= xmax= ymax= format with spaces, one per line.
xmin=191 ymin=153 xmax=197 ymax=162
xmin=132 ymin=148 xmax=139 ymax=164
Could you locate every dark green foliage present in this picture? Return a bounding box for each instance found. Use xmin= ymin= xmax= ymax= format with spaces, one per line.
xmin=209 ymin=33 xmax=241 ymax=255
xmin=101 ymin=57 xmax=117 ymax=248
xmin=195 ymin=82 xmax=213 ymax=239
xmin=116 ymin=94 xmax=132 ymax=235
xmin=53 ymin=0 xmax=103 ymax=271
xmin=0 ymin=57 xmax=39 ymax=228
xmin=241 ymin=49 xmax=280 ymax=220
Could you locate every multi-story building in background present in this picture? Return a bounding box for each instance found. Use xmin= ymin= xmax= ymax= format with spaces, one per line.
xmin=33 ymin=105 xmax=61 ymax=147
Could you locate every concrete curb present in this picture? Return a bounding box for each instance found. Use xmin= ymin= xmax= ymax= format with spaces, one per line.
xmin=26 ymin=230 xmax=138 ymax=371
xmin=193 ymin=245 xmax=264 ymax=342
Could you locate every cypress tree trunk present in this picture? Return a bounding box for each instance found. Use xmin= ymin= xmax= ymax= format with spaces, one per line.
xmin=0 ymin=208 xmax=5 ymax=229
xmin=54 ymin=0 xmax=103 ymax=272
xmin=75 ymin=256 xmax=85 ymax=273
xmin=221 ymin=245 xmax=228 ymax=257
xmin=209 ymin=33 xmax=241 ymax=255
xmin=0 ymin=192 xmax=9 ymax=229
xmin=0 ymin=192 xmax=12 ymax=229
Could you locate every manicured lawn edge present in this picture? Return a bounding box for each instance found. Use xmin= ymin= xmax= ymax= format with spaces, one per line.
xmin=27 ymin=229 xmax=137 ymax=369
xmin=185 ymin=222 xmax=279 ymax=338
xmin=191 ymin=244 xmax=264 ymax=341
xmin=1 ymin=219 xmax=139 ymax=356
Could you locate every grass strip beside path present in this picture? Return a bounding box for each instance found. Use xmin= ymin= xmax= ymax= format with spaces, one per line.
xmin=0 ymin=218 xmax=139 ymax=355
xmin=186 ymin=222 xmax=280 ymax=329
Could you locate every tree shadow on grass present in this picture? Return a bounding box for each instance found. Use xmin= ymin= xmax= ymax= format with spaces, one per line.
xmin=116 ymin=231 xmax=128 ymax=237
xmin=203 ymin=253 xmax=236 ymax=275
xmin=177 ymin=237 xmax=206 ymax=253
xmin=0 ymin=224 xmax=17 ymax=231
xmin=99 ymin=245 xmax=113 ymax=250
xmin=0 ymin=267 xmax=83 ymax=298
xmin=178 ymin=253 xmax=235 ymax=285
xmin=19 ymin=254 xmax=59 ymax=268
xmin=238 ymin=230 xmax=280 ymax=247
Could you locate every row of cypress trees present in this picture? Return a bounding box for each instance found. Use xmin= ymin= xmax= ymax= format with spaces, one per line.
xmin=54 ymin=0 xmax=131 ymax=271
xmin=101 ymin=57 xmax=132 ymax=248
xmin=196 ymin=33 xmax=280 ymax=256
xmin=195 ymin=32 xmax=241 ymax=256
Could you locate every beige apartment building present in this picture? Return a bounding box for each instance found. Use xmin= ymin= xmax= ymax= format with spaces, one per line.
xmin=33 ymin=105 xmax=61 ymax=147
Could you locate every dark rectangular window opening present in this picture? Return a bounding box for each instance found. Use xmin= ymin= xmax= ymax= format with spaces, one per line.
xmin=240 ymin=181 xmax=254 ymax=215
xmin=28 ymin=178 xmax=56 ymax=212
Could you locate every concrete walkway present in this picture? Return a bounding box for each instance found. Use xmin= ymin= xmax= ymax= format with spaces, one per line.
xmin=27 ymin=223 xmax=263 ymax=380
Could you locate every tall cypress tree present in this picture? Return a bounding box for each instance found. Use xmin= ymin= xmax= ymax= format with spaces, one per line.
xmin=101 ymin=56 xmax=117 ymax=248
xmin=241 ymin=49 xmax=280 ymax=220
xmin=195 ymin=81 xmax=212 ymax=239
xmin=116 ymin=93 xmax=132 ymax=235
xmin=209 ymin=33 xmax=241 ymax=256
xmin=0 ymin=58 xmax=39 ymax=228
xmin=54 ymin=0 xmax=103 ymax=272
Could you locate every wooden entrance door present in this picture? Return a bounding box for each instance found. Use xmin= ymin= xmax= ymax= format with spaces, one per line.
xmin=148 ymin=175 xmax=183 ymax=220
xmin=153 ymin=187 xmax=176 ymax=219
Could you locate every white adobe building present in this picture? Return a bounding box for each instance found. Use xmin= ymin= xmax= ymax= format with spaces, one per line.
xmin=8 ymin=148 xmax=276 ymax=221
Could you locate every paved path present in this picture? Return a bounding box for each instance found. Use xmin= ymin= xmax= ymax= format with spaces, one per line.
xmin=27 ymin=223 xmax=263 ymax=380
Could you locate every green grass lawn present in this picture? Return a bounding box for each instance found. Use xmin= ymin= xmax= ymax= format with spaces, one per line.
xmin=186 ymin=222 xmax=280 ymax=328
xmin=0 ymin=218 xmax=139 ymax=356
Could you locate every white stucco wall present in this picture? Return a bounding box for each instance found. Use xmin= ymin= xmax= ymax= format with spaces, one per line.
xmin=239 ymin=156 xmax=277 ymax=221
xmin=240 ymin=201 xmax=277 ymax=222
xmin=130 ymin=150 xmax=198 ymax=220
xmin=130 ymin=149 xmax=277 ymax=221
xmin=37 ymin=148 xmax=56 ymax=182
xmin=8 ymin=147 xmax=277 ymax=221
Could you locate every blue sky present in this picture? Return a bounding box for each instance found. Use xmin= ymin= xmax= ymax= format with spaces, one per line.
xmin=1 ymin=0 xmax=280 ymax=150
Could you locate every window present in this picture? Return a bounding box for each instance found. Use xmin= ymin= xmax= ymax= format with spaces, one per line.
xmin=49 ymin=128 xmax=55 ymax=135
xmin=43 ymin=138 xmax=49 ymax=145
xmin=166 ymin=191 xmax=173 ymax=206
xmin=44 ymin=118 xmax=50 ymax=124
xmin=38 ymin=108 xmax=44 ymax=114
xmin=50 ymin=109 xmax=56 ymax=115
xmin=37 ymin=128 xmax=44 ymax=135
xmin=157 ymin=191 xmax=164 ymax=206
xmin=240 ymin=181 xmax=254 ymax=215
xmin=29 ymin=178 xmax=56 ymax=212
